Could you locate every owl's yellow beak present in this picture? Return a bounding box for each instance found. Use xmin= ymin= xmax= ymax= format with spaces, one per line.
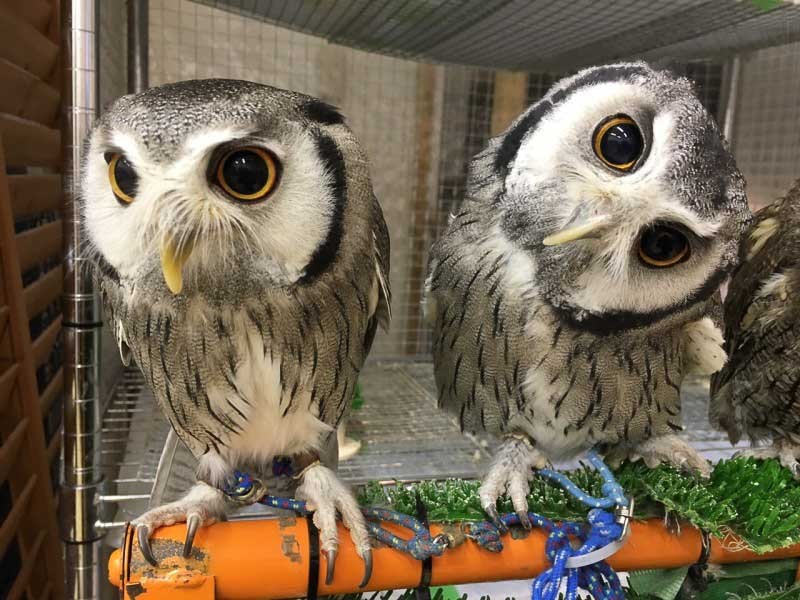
xmin=160 ymin=238 xmax=194 ymax=294
xmin=543 ymin=215 xmax=612 ymax=246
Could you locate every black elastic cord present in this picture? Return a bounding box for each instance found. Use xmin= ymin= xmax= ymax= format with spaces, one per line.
xmin=415 ymin=492 xmax=433 ymax=600
xmin=696 ymin=529 xmax=712 ymax=567
xmin=306 ymin=514 xmax=320 ymax=600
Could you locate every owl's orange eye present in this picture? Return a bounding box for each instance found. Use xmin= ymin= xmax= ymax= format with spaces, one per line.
xmin=638 ymin=224 xmax=690 ymax=268
xmin=107 ymin=153 xmax=138 ymax=204
xmin=593 ymin=115 xmax=643 ymax=172
xmin=216 ymin=147 xmax=279 ymax=202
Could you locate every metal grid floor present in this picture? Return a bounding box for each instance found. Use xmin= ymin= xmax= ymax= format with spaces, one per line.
xmin=100 ymin=361 xmax=739 ymax=531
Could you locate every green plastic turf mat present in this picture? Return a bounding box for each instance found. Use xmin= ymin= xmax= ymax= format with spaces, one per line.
xmin=357 ymin=456 xmax=800 ymax=553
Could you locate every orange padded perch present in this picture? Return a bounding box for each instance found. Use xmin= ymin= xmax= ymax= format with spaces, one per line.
xmin=108 ymin=517 xmax=800 ymax=600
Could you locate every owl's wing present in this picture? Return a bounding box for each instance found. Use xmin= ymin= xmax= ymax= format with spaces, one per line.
xmin=94 ymin=260 xmax=133 ymax=366
xmin=721 ymin=201 xmax=787 ymax=336
xmin=711 ymin=198 xmax=800 ymax=438
xmin=371 ymin=193 xmax=391 ymax=331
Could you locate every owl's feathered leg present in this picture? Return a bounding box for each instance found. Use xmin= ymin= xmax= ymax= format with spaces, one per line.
xmin=296 ymin=464 xmax=372 ymax=587
xmin=479 ymin=436 xmax=549 ymax=532
xmin=607 ymin=434 xmax=712 ymax=478
xmin=738 ymin=438 xmax=800 ymax=477
xmin=133 ymin=481 xmax=227 ymax=566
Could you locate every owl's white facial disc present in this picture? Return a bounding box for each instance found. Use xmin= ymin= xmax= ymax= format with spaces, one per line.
xmin=83 ymin=120 xmax=338 ymax=292
xmin=492 ymin=62 xmax=749 ymax=325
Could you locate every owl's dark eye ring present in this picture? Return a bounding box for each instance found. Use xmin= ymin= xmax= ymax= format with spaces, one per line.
xmin=638 ymin=224 xmax=690 ymax=268
xmin=107 ymin=153 xmax=138 ymax=204
xmin=216 ymin=146 xmax=280 ymax=202
xmin=593 ymin=115 xmax=644 ymax=172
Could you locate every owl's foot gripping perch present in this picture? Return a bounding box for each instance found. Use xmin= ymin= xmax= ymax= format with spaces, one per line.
xmin=296 ymin=463 xmax=372 ymax=587
xmin=133 ymin=481 xmax=227 ymax=566
xmin=479 ymin=436 xmax=549 ymax=532
xmin=606 ymin=434 xmax=712 ymax=478
xmin=739 ymin=438 xmax=800 ymax=477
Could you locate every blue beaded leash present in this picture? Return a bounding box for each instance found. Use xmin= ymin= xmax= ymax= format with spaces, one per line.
xmin=223 ymin=450 xmax=632 ymax=600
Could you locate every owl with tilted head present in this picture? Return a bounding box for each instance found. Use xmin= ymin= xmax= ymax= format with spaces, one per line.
xmin=82 ymin=79 xmax=390 ymax=584
xmin=425 ymin=62 xmax=750 ymax=527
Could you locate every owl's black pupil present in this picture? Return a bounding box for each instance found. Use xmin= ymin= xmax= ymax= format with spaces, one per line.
xmin=222 ymin=150 xmax=269 ymax=196
xmin=600 ymin=122 xmax=643 ymax=166
xmin=114 ymin=157 xmax=138 ymax=196
xmin=640 ymin=226 xmax=688 ymax=263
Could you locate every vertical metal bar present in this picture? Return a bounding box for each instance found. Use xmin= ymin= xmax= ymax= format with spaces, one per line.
xmin=61 ymin=0 xmax=103 ymax=598
xmin=722 ymin=56 xmax=742 ymax=150
xmin=127 ymin=0 xmax=149 ymax=93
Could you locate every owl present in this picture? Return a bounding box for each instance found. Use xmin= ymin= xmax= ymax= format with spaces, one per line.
xmin=711 ymin=180 xmax=800 ymax=476
xmin=425 ymin=62 xmax=750 ymax=527
xmin=82 ymin=79 xmax=390 ymax=584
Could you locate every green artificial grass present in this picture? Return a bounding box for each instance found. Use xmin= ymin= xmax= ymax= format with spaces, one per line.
xmin=358 ymin=456 xmax=800 ymax=554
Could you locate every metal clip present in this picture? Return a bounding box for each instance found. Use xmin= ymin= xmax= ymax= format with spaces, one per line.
xmin=615 ymin=496 xmax=635 ymax=541
xmin=226 ymin=477 xmax=267 ymax=506
xmin=564 ymin=496 xmax=634 ymax=569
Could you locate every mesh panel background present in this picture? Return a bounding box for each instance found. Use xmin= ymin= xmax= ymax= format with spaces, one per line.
xmin=731 ymin=41 xmax=800 ymax=210
xmin=196 ymin=0 xmax=800 ymax=70
xmin=142 ymin=0 xmax=798 ymax=361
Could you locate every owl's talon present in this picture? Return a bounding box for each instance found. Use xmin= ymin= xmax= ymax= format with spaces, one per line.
xmin=359 ymin=549 xmax=373 ymax=588
xmin=296 ymin=464 xmax=372 ymax=586
xmin=325 ymin=549 xmax=336 ymax=585
xmin=183 ymin=513 xmax=201 ymax=558
xmin=517 ymin=510 xmax=532 ymax=530
xmin=486 ymin=505 xmax=508 ymax=532
xmin=137 ymin=525 xmax=158 ymax=566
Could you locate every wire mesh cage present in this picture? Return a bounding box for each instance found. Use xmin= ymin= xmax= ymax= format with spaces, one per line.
xmin=41 ymin=0 xmax=800 ymax=598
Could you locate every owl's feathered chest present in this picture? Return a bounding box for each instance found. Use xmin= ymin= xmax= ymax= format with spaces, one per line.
xmin=101 ymin=275 xmax=372 ymax=462
xmin=429 ymin=237 xmax=709 ymax=458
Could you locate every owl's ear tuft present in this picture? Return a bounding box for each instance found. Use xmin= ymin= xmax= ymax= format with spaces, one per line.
xmin=301 ymin=99 xmax=345 ymax=126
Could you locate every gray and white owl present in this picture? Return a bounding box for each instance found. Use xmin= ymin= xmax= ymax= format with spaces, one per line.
xmin=425 ymin=63 xmax=750 ymax=526
xmin=711 ymin=180 xmax=800 ymax=475
xmin=82 ymin=79 xmax=390 ymax=584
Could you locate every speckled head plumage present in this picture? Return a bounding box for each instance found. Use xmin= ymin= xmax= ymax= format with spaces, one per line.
xmin=83 ymin=79 xmax=387 ymax=301
xmin=462 ymin=62 xmax=750 ymax=328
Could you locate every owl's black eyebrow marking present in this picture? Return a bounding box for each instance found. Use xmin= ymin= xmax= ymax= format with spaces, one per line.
xmin=301 ymin=99 xmax=345 ymax=126
xmin=302 ymin=131 xmax=346 ymax=281
xmin=494 ymin=64 xmax=652 ymax=178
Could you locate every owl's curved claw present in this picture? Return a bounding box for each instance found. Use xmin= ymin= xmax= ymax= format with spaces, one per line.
xmin=517 ymin=510 xmax=532 ymax=530
xmin=137 ymin=525 xmax=158 ymax=566
xmin=183 ymin=513 xmax=201 ymax=558
xmin=485 ymin=505 xmax=508 ymax=533
xmin=359 ymin=549 xmax=373 ymax=588
xmin=325 ymin=549 xmax=336 ymax=585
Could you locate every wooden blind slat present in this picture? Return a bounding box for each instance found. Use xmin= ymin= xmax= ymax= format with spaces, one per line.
xmin=23 ymin=265 xmax=62 ymax=319
xmin=0 ymin=5 xmax=58 ymax=80
xmin=15 ymin=220 xmax=62 ymax=273
xmin=0 ymin=59 xmax=59 ymax=126
xmin=7 ymin=174 xmax=61 ymax=219
xmin=0 ymin=417 xmax=27 ymax=484
xmin=39 ymin=366 xmax=62 ymax=416
xmin=0 ymin=473 xmax=37 ymax=558
xmin=38 ymin=581 xmax=52 ymax=600
xmin=0 ymin=114 xmax=60 ymax=168
xmin=31 ymin=315 xmax=60 ymax=368
xmin=0 ymin=0 xmax=52 ymax=33
xmin=0 ymin=304 xmax=9 ymax=331
xmin=46 ymin=424 xmax=61 ymax=463
xmin=6 ymin=528 xmax=46 ymax=600
xmin=0 ymin=363 xmax=19 ymax=412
